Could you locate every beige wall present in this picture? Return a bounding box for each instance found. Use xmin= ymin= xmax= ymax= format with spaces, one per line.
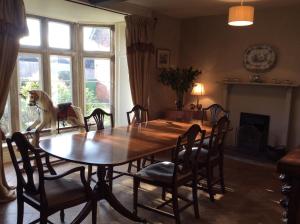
xmin=179 ymin=6 xmax=300 ymax=148
xmin=148 ymin=13 xmax=182 ymax=118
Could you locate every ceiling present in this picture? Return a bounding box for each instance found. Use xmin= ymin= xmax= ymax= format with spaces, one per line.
xmin=108 ymin=0 xmax=300 ymax=18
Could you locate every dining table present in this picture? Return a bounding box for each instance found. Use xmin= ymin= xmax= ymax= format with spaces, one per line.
xmin=39 ymin=119 xmax=212 ymax=223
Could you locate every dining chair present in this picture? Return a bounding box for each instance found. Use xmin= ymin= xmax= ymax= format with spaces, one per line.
xmin=201 ymin=104 xmax=229 ymax=147
xmin=6 ymin=132 xmax=97 ymax=224
xmin=84 ymin=108 xmax=114 ymax=132
xmin=201 ymin=104 xmax=229 ymax=126
xmin=127 ymin=105 xmax=154 ymax=173
xmin=127 ymin=104 xmax=149 ymax=125
xmin=84 ymin=108 xmax=114 ymax=188
xmin=197 ymin=115 xmax=230 ymax=201
xmin=133 ymin=124 xmax=206 ymax=224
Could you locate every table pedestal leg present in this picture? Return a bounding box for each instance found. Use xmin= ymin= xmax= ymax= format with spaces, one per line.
xmin=96 ymin=166 xmax=146 ymax=222
xmin=71 ymin=166 xmax=146 ymax=223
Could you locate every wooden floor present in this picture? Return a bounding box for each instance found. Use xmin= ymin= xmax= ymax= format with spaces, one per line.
xmin=0 ymin=156 xmax=282 ymax=224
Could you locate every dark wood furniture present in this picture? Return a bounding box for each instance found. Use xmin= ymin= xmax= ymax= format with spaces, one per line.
xmin=201 ymin=104 xmax=229 ymax=126
xmin=84 ymin=108 xmax=114 ymax=186
xmin=39 ymin=119 xmax=212 ymax=223
xmin=127 ymin=104 xmax=149 ymax=125
xmin=277 ymin=149 xmax=300 ymax=224
xmin=84 ymin=108 xmax=114 ymax=132
xmin=6 ymin=132 xmax=96 ymax=224
xmin=197 ymin=116 xmax=230 ymax=201
xmin=164 ymin=110 xmax=202 ymax=121
xmin=127 ymin=104 xmax=151 ymax=172
xmin=133 ymin=124 xmax=206 ymax=224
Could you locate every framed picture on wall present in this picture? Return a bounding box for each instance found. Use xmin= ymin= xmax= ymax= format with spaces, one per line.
xmin=157 ymin=49 xmax=170 ymax=68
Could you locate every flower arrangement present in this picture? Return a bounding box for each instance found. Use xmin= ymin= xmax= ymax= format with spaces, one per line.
xmin=159 ymin=67 xmax=201 ymax=110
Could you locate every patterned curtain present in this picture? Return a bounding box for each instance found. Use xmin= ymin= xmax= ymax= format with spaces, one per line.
xmin=0 ymin=0 xmax=28 ymax=202
xmin=125 ymin=15 xmax=155 ymax=109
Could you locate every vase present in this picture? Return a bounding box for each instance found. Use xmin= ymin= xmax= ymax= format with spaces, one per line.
xmin=175 ymin=90 xmax=184 ymax=111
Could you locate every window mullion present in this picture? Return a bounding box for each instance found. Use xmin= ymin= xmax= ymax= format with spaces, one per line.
xmin=42 ymin=17 xmax=51 ymax=95
xmin=77 ymin=24 xmax=85 ymax=111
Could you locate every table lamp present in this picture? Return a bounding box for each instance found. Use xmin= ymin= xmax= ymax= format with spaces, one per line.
xmin=191 ymin=83 xmax=205 ymax=110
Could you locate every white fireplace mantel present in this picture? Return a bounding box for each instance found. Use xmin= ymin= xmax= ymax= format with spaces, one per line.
xmin=219 ymin=81 xmax=299 ymax=147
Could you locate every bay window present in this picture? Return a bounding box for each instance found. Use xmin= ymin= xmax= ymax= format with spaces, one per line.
xmin=5 ymin=15 xmax=116 ymax=133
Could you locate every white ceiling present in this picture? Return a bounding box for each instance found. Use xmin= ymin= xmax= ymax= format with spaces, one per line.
xmin=124 ymin=0 xmax=300 ymax=18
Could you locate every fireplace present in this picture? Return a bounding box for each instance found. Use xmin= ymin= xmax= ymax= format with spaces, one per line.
xmin=237 ymin=113 xmax=270 ymax=151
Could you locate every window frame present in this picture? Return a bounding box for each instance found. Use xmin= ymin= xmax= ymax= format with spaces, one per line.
xmin=80 ymin=24 xmax=115 ymax=116
xmin=6 ymin=15 xmax=115 ymax=134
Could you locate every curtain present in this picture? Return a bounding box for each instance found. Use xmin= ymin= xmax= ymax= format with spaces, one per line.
xmin=0 ymin=0 xmax=28 ymax=202
xmin=125 ymin=15 xmax=155 ymax=108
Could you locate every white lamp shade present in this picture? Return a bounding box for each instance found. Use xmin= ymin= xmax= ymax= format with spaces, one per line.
xmin=228 ymin=6 xmax=254 ymax=26
xmin=191 ymin=83 xmax=205 ymax=96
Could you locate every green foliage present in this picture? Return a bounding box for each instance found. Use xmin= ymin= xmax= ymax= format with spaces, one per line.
xmin=159 ymin=67 xmax=201 ymax=93
xmin=19 ymin=81 xmax=40 ymax=131
xmin=56 ymin=81 xmax=72 ymax=104
xmin=20 ymin=81 xmax=40 ymax=98
xmin=159 ymin=67 xmax=201 ymax=110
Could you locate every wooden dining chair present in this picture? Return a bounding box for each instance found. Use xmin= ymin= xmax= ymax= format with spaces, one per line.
xmin=84 ymin=108 xmax=114 ymax=188
xmin=133 ymin=124 xmax=206 ymax=224
xmin=197 ymin=115 xmax=230 ymax=201
xmin=126 ymin=105 xmax=154 ymax=173
xmin=84 ymin=108 xmax=114 ymax=132
xmin=201 ymin=104 xmax=229 ymax=126
xmin=6 ymin=132 xmax=96 ymax=224
xmin=127 ymin=104 xmax=149 ymax=125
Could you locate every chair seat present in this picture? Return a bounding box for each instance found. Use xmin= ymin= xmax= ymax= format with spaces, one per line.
xmin=135 ymin=162 xmax=175 ymax=184
xmin=26 ymin=178 xmax=87 ymax=209
xmin=178 ymin=147 xmax=208 ymax=162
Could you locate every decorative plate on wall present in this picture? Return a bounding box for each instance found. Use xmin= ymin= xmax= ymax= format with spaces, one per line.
xmin=243 ymin=44 xmax=277 ymax=73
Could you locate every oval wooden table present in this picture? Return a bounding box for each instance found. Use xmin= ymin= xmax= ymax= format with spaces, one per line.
xmin=39 ymin=119 xmax=211 ymax=223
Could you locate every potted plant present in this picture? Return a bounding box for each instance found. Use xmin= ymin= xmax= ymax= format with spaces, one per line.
xmin=159 ymin=67 xmax=201 ymax=110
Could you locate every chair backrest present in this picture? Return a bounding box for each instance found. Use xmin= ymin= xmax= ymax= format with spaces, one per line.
xmin=6 ymin=132 xmax=45 ymax=197
xmin=127 ymin=105 xmax=149 ymax=125
xmin=202 ymin=104 xmax=229 ymax=126
xmin=207 ymin=115 xmax=230 ymax=157
xmin=84 ymin=108 xmax=114 ymax=132
xmin=172 ymin=124 xmax=206 ymax=182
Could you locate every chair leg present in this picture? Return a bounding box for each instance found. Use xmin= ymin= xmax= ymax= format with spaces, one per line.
xmin=162 ymin=187 xmax=166 ymax=201
xmin=17 ymin=197 xmax=24 ymax=224
xmin=133 ymin=177 xmax=139 ymax=216
xmin=207 ymin=165 xmax=215 ymax=202
xmin=45 ymin=155 xmax=56 ymax=175
xmin=40 ymin=212 xmax=47 ymax=224
xmin=192 ymin=174 xmax=200 ymax=219
xmin=172 ymin=187 xmax=180 ymax=224
xmin=219 ymin=159 xmax=225 ymax=194
xmin=87 ymin=165 xmax=92 ymax=184
xmin=142 ymin=158 xmax=147 ymax=168
xmin=127 ymin=162 xmax=132 ymax=173
xmin=92 ymin=200 xmax=97 ymax=224
xmin=60 ymin=209 xmax=65 ymax=222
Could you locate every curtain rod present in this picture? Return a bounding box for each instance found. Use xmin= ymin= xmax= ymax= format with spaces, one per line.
xmin=65 ymin=0 xmax=130 ymax=16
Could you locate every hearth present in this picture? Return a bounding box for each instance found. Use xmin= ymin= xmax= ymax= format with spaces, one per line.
xmin=237 ymin=112 xmax=270 ymax=152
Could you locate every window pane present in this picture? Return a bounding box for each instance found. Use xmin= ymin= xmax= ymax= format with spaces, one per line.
xmin=20 ymin=18 xmax=41 ymax=47
xmin=0 ymin=101 xmax=11 ymax=135
xmin=18 ymin=54 xmax=42 ymax=131
xmin=84 ymin=58 xmax=111 ymax=116
xmin=48 ymin=21 xmax=71 ymax=49
xmin=83 ymin=27 xmax=111 ymax=52
xmin=50 ymin=55 xmax=72 ymax=105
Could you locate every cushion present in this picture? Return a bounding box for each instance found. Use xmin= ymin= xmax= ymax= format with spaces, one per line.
xmin=135 ymin=162 xmax=175 ymax=184
xmin=178 ymin=147 xmax=208 ymax=162
xmin=26 ymin=178 xmax=87 ymax=209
